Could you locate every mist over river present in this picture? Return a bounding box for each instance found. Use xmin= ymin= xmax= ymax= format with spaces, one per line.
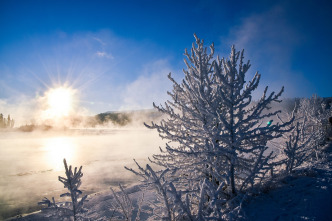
xmin=0 ymin=128 xmax=164 ymax=219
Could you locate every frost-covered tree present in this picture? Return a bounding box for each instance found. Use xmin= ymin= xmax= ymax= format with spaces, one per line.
xmin=39 ymin=159 xmax=88 ymax=220
xmin=274 ymin=108 xmax=313 ymax=174
xmin=210 ymin=44 xmax=294 ymax=195
xmin=129 ymin=35 xmax=292 ymax=220
xmin=297 ymin=95 xmax=331 ymax=149
xmin=58 ymin=158 xmax=88 ymax=220
xmin=283 ymin=121 xmax=312 ymax=173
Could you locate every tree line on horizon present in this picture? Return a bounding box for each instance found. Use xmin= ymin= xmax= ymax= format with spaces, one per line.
xmin=0 ymin=113 xmax=14 ymax=128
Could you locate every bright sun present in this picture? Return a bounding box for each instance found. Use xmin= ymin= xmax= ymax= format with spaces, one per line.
xmin=45 ymin=87 xmax=75 ymax=118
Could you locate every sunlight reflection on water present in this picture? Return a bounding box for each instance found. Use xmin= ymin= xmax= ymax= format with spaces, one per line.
xmin=42 ymin=137 xmax=77 ymax=171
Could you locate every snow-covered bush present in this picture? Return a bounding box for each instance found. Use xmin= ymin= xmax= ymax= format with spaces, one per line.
xmin=270 ymin=95 xmax=331 ymax=175
xmin=273 ymin=107 xmax=313 ymax=174
xmin=110 ymin=184 xmax=144 ymax=221
xmin=39 ymin=159 xmax=88 ymax=221
xmin=126 ymin=160 xmax=247 ymax=220
xmin=128 ymin=35 xmax=292 ymax=220
xmin=126 ymin=162 xmax=175 ymax=220
xmin=298 ymin=94 xmax=331 ymax=146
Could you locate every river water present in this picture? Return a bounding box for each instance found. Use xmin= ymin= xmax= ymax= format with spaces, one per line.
xmin=0 ymin=128 xmax=164 ymax=219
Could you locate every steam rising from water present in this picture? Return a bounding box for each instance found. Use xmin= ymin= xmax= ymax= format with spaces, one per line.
xmin=0 ymin=128 xmax=164 ymax=219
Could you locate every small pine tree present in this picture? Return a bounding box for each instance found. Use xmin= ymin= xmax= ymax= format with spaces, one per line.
xmin=58 ymin=159 xmax=88 ymax=220
xmin=39 ymin=159 xmax=88 ymax=220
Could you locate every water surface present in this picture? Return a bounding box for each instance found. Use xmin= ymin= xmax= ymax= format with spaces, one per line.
xmin=0 ymin=128 xmax=163 ymax=219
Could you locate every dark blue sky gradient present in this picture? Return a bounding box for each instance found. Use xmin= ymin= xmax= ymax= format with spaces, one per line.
xmin=0 ymin=0 xmax=331 ymax=115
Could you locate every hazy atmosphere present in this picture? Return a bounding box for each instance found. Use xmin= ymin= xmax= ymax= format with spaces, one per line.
xmin=1 ymin=0 xmax=332 ymax=220
xmin=0 ymin=129 xmax=164 ymax=218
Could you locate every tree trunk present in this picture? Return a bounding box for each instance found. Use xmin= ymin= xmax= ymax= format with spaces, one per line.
xmin=230 ymin=163 xmax=236 ymax=195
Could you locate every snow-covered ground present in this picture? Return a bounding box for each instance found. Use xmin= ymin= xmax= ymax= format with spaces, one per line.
xmin=9 ymin=142 xmax=332 ymax=221
xmin=243 ymin=159 xmax=332 ymax=220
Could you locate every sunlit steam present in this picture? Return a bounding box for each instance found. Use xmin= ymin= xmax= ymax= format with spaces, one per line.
xmin=36 ymin=86 xmax=81 ymax=127
xmin=43 ymin=137 xmax=77 ymax=171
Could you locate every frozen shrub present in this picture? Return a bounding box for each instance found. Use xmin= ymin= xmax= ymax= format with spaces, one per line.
xmin=298 ymin=94 xmax=331 ymax=146
xmin=276 ymin=109 xmax=313 ymax=173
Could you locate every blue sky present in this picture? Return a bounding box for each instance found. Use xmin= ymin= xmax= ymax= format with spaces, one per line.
xmin=0 ymin=0 xmax=331 ymax=123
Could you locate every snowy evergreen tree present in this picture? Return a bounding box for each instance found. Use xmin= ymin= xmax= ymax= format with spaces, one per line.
xmin=129 ymin=35 xmax=292 ymax=220
xmin=58 ymin=159 xmax=88 ymax=220
xmin=39 ymin=159 xmax=88 ymax=220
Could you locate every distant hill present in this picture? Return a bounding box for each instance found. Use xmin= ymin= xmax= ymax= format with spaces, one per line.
xmin=93 ymin=109 xmax=163 ymax=127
